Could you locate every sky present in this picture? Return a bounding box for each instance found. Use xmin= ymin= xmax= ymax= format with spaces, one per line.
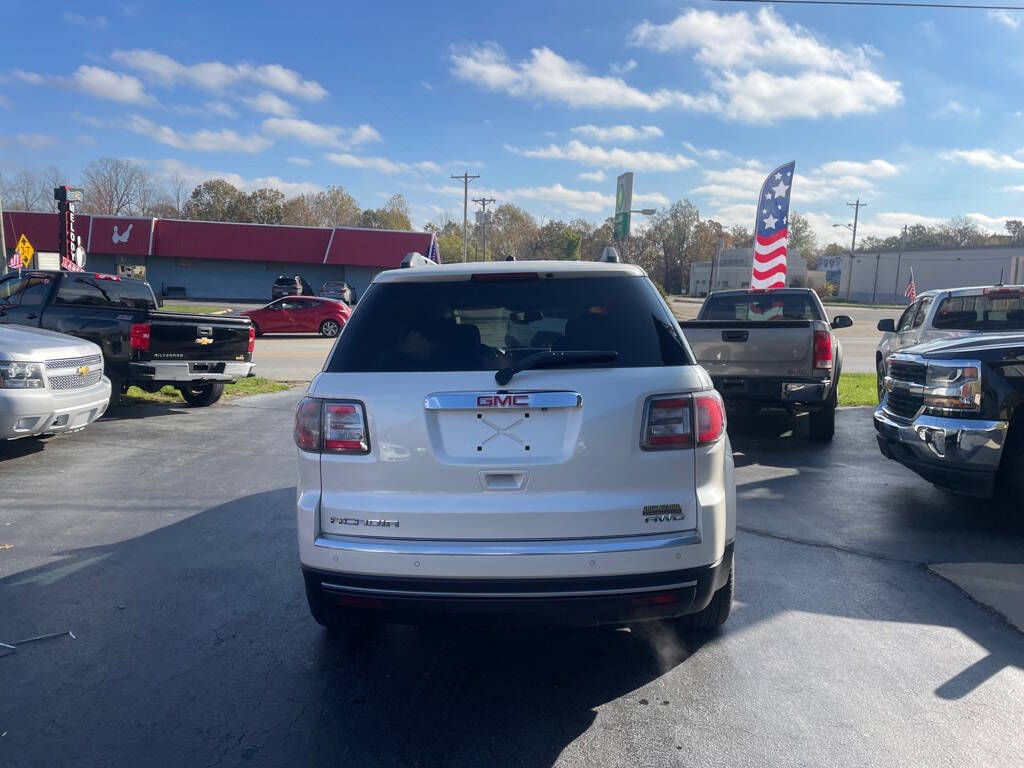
xmin=2 ymin=0 xmax=1024 ymax=246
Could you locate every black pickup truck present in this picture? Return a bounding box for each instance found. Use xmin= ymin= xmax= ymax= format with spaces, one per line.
xmin=874 ymin=332 xmax=1024 ymax=516
xmin=0 ymin=270 xmax=254 ymax=408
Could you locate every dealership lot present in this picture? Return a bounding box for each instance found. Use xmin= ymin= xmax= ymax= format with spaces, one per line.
xmin=1 ymin=393 xmax=1021 ymax=767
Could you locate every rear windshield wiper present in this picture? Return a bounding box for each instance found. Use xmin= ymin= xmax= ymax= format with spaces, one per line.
xmin=495 ymin=350 xmax=619 ymax=385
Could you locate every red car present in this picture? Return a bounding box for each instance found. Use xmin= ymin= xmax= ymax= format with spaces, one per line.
xmin=242 ymin=296 xmax=351 ymax=338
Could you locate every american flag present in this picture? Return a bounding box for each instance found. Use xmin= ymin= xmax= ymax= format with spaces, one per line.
xmin=425 ymin=234 xmax=440 ymax=263
xmin=904 ymin=267 xmax=916 ymax=301
xmin=751 ymin=161 xmax=796 ymax=291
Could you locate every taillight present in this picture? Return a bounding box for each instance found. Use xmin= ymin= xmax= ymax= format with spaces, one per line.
xmin=293 ymin=398 xmax=369 ymax=454
xmin=695 ymin=391 xmax=726 ymax=444
xmin=247 ymin=324 xmax=255 ymax=354
xmin=129 ymin=322 xmax=151 ymax=350
xmin=813 ymin=330 xmax=832 ymax=370
xmin=642 ymin=397 xmax=692 ymax=449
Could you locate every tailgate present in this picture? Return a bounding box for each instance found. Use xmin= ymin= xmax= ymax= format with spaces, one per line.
xmin=681 ymin=321 xmax=814 ymax=377
xmin=148 ymin=312 xmax=252 ymax=361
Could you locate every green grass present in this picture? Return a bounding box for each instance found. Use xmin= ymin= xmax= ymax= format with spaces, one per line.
xmin=124 ymin=376 xmax=291 ymax=405
xmin=838 ymin=372 xmax=878 ymax=407
xmin=160 ymin=304 xmax=231 ymax=315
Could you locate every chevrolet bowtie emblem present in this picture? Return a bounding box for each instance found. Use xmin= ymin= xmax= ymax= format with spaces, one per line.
xmin=195 ymin=337 xmax=213 ymax=345
xmin=77 ymin=365 xmax=90 ymax=375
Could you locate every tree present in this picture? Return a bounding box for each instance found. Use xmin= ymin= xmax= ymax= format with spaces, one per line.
xmin=788 ymin=212 xmax=818 ymax=267
xmin=726 ymin=225 xmax=752 ymax=248
xmin=0 ymin=169 xmax=46 ymax=211
xmin=941 ymin=216 xmax=985 ymax=247
xmin=248 ymin=188 xmax=286 ymax=225
xmin=1005 ymin=220 xmax=1024 ymax=243
xmin=284 ymin=185 xmax=361 ymax=228
xmin=81 ymin=157 xmax=152 ymax=216
xmin=649 ymin=200 xmax=699 ymax=294
xmin=359 ymin=193 xmax=412 ymax=230
xmin=183 ymin=179 xmax=249 ymax=222
xmin=492 ymin=204 xmax=537 ymax=260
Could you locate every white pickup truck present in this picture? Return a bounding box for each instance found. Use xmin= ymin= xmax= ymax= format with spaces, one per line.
xmin=295 ymin=258 xmax=736 ymax=631
xmin=680 ymin=288 xmax=852 ymax=441
xmin=875 ymin=284 xmax=1024 ymax=401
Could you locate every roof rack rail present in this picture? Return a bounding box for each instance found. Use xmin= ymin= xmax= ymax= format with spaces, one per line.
xmin=400 ymin=252 xmax=437 ymax=268
xmin=599 ymin=246 xmax=621 ymax=263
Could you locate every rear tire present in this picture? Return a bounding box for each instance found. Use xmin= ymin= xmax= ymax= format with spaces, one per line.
xmin=808 ymin=392 xmax=836 ymax=442
xmin=320 ymin=319 xmax=341 ymax=338
xmin=178 ymin=381 xmax=224 ymax=407
xmin=677 ymin=563 xmax=733 ymax=630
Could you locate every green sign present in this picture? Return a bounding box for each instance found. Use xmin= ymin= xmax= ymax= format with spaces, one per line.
xmin=613 ymin=172 xmax=634 ymax=241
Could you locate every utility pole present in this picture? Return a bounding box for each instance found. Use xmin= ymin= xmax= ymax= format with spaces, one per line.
xmin=450 ymin=172 xmax=479 ymax=263
xmin=473 ymin=197 xmax=496 ymax=261
xmin=0 ymin=183 xmax=7 ymax=277
xmin=844 ymin=199 xmax=866 ymax=301
xmin=893 ymin=224 xmax=907 ymax=301
xmin=710 ymin=235 xmax=724 ymax=293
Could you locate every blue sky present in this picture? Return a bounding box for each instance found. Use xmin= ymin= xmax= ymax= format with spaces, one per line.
xmin=2 ymin=1 xmax=1024 ymax=245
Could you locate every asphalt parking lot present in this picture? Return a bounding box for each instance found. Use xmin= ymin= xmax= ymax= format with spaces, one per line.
xmin=2 ymin=394 xmax=1021 ymax=767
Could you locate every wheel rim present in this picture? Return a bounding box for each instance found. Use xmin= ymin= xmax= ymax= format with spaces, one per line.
xmin=877 ymin=362 xmax=885 ymax=403
xmin=323 ymin=321 xmax=339 ymax=337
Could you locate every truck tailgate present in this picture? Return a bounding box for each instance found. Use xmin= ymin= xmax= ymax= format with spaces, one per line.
xmin=147 ymin=312 xmax=252 ymax=362
xmin=680 ymin=320 xmax=814 ymax=377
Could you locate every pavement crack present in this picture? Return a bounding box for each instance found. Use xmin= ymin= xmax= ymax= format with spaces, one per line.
xmin=737 ymin=525 xmax=921 ymax=565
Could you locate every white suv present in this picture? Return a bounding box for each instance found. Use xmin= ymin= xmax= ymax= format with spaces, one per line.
xmin=294 ymin=259 xmax=736 ymax=630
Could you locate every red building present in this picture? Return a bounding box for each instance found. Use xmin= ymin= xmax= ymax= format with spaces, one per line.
xmin=2 ymin=211 xmax=438 ymax=301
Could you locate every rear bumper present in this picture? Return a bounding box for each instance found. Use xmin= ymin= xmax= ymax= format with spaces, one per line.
xmin=711 ymin=375 xmax=833 ymax=407
xmin=303 ymin=541 xmax=733 ymax=626
xmin=130 ymin=360 xmax=255 ymax=383
xmin=873 ymin=407 xmax=1008 ymax=496
xmin=0 ymin=378 xmax=110 ymax=439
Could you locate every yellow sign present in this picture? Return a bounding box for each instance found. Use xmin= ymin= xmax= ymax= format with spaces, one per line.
xmin=16 ymin=234 xmax=34 ymax=269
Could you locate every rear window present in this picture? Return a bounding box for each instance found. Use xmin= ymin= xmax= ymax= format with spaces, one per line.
xmin=932 ymin=293 xmax=1024 ymax=331
xmin=55 ymin=276 xmax=156 ymax=309
xmin=326 ymin=275 xmax=691 ymax=372
xmin=701 ymin=293 xmax=822 ymax=321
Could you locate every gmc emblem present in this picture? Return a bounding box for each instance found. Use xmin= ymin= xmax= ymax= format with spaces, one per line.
xmin=477 ymin=394 xmax=530 ymax=408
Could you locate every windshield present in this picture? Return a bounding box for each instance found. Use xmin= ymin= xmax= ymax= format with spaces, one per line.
xmin=701 ymin=294 xmax=823 ymax=321
xmin=932 ymin=294 xmax=1024 ymax=331
xmin=326 ymin=276 xmax=691 ymax=372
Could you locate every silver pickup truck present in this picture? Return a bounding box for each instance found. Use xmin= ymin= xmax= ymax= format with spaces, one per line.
xmin=680 ymin=288 xmax=852 ymax=441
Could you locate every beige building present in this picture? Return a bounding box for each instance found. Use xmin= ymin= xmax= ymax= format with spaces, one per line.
xmin=688 ymin=248 xmax=807 ymax=296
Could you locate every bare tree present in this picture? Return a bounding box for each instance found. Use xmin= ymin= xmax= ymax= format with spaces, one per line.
xmin=169 ymin=172 xmax=188 ymax=216
xmin=81 ymin=157 xmax=148 ymax=216
xmin=0 ymin=169 xmax=46 ymax=211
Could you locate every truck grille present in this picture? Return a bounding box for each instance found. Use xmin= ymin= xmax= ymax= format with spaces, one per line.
xmin=44 ymin=354 xmax=103 ymax=371
xmin=48 ymin=370 xmax=104 ymax=390
xmin=888 ymin=360 xmax=926 ymax=385
xmin=885 ymin=388 xmax=923 ymax=419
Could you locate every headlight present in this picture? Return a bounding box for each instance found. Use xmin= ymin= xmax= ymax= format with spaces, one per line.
xmin=0 ymin=361 xmax=45 ymax=389
xmin=923 ymin=361 xmax=981 ymax=413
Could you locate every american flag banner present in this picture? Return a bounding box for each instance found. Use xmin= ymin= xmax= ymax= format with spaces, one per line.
xmin=426 ymin=234 xmax=440 ymax=263
xmin=905 ymin=267 xmax=916 ymax=301
xmin=751 ymin=161 xmax=796 ymax=291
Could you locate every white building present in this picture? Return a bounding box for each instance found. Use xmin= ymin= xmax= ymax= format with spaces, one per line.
xmin=688 ymin=248 xmax=806 ymax=296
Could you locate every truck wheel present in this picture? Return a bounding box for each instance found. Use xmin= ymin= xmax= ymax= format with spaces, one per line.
xmin=876 ymin=358 xmax=886 ymax=404
xmin=319 ymin=319 xmax=341 ymax=338
xmin=107 ymin=373 xmax=124 ymax=411
xmin=178 ymin=382 xmax=224 ymax=407
xmin=808 ymin=395 xmax=836 ymax=442
xmin=677 ymin=563 xmax=733 ymax=630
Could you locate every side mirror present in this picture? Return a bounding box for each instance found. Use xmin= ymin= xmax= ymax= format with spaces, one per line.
xmin=876 ymin=318 xmax=896 ymax=333
xmin=831 ymin=315 xmax=853 ymax=329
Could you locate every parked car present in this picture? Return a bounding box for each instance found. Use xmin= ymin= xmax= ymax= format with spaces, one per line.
xmin=679 ymin=288 xmax=852 ymax=441
xmin=874 ymin=332 xmax=1024 ymax=516
xmin=272 ymin=275 xmax=314 ymax=300
xmin=295 ymin=258 xmax=736 ymax=632
xmin=242 ymin=296 xmax=351 ymax=338
xmin=320 ymin=281 xmax=356 ymax=305
xmin=0 ymin=271 xmax=255 ymax=409
xmin=0 ymin=324 xmax=110 ymax=440
xmin=875 ymin=285 xmax=1024 ymax=401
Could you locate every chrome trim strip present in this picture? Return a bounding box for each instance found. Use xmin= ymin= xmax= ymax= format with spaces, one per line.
xmin=424 ymin=390 xmax=582 ymax=410
xmin=314 ymin=529 xmax=701 ymax=556
xmin=320 ymin=579 xmax=699 ymax=599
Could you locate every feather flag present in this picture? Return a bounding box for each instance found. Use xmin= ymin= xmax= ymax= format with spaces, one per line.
xmin=751 ymin=161 xmax=796 ymax=290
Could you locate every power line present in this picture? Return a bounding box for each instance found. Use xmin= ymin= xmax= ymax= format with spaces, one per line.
xmin=472 ymin=197 xmax=497 ymax=261
xmin=709 ymin=0 xmax=1024 ymax=9
xmin=451 ymin=173 xmax=479 ymax=263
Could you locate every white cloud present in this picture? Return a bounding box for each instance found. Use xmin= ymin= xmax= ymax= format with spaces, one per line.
xmin=942 ymin=148 xmax=1024 ymax=171
xmin=449 ymin=43 xmax=718 ymax=112
xmin=570 ymin=124 xmax=663 ymax=142
xmin=681 ymin=142 xmax=737 ymax=163
xmin=507 ymin=140 xmax=696 ymax=171
xmin=242 ymin=91 xmax=296 ymax=116
xmin=965 ymin=213 xmax=1015 ymax=233
xmin=13 ymin=70 xmax=45 ymax=85
xmin=933 ymin=100 xmax=981 ymax=118
xmin=421 ymin=80 xmax=433 ymax=91
xmin=428 ymin=181 xmax=668 ymax=214
xmin=204 ymin=100 xmax=238 ymax=118
xmin=75 ymin=134 xmax=97 ymax=146
xmin=262 ymin=117 xmax=380 ymax=149
xmin=578 ymin=170 xmax=607 ymax=182
xmin=610 ymin=60 xmax=637 ymax=75
xmin=817 ymin=159 xmax=901 ymax=178
xmin=155 ymin=158 xmax=321 ymax=196
xmin=0 ymin=94 xmax=10 ymax=109
xmin=988 ymin=9 xmax=1021 ymax=29
xmin=62 ymin=12 xmax=108 ymax=29
xmin=287 ymin=157 xmax=312 ymax=166
xmin=28 ymin=65 xmax=152 ymax=103
xmin=415 ymin=161 xmax=442 ymax=173
xmin=326 ymin=153 xmax=406 ymax=174
xmin=0 ymin=133 xmax=59 ymax=150
xmin=126 ymin=115 xmax=272 ymax=153
xmin=111 ymin=49 xmax=327 ymax=100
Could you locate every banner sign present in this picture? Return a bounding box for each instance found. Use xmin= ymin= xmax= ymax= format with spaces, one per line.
xmin=613 ymin=172 xmax=634 ymax=241
xmin=55 ymin=186 xmax=86 ymax=272
xmin=751 ymin=161 xmax=795 ymax=290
